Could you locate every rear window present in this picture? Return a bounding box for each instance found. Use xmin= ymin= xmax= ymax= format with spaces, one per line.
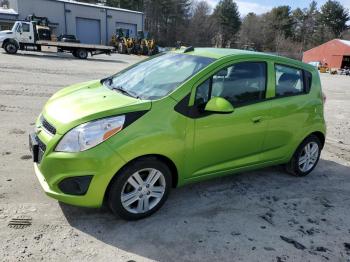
xmin=275 ymin=64 xmax=304 ymax=97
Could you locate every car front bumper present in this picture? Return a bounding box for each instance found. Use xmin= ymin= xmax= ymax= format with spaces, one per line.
xmin=31 ymin=130 xmax=126 ymax=208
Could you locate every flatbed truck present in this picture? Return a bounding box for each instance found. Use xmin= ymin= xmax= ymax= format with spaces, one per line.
xmin=0 ymin=20 xmax=115 ymax=59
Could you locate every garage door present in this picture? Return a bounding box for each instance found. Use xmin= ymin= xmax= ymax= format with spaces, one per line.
xmin=76 ymin=18 xmax=101 ymax=45
xmin=116 ymin=22 xmax=137 ymax=38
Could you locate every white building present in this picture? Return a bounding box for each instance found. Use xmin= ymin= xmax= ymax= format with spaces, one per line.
xmin=1 ymin=0 xmax=144 ymax=45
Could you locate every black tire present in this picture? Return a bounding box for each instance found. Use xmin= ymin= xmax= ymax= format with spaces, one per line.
xmin=72 ymin=50 xmax=78 ymax=58
xmin=286 ymin=135 xmax=322 ymax=177
xmin=4 ymin=42 xmax=18 ymax=54
xmin=108 ymin=157 xmax=172 ymax=220
xmin=76 ymin=48 xmax=88 ymax=59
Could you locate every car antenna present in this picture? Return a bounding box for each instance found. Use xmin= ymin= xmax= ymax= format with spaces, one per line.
xmin=184 ymin=46 xmax=194 ymax=53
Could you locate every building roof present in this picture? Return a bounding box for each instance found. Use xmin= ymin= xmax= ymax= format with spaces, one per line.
xmin=55 ymin=0 xmax=143 ymax=15
xmin=339 ymin=39 xmax=350 ymax=47
xmin=0 ymin=7 xmax=18 ymax=15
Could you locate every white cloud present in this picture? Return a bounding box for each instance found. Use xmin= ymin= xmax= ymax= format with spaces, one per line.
xmin=236 ymin=1 xmax=271 ymax=15
xmin=204 ymin=0 xmax=271 ymax=16
xmin=343 ymin=0 xmax=350 ymax=9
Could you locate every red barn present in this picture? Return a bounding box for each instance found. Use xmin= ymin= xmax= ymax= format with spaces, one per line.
xmin=303 ymin=39 xmax=350 ymax=69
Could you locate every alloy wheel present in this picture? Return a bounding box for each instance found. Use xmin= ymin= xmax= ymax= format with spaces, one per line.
xmin=121 ymin=168 xmax=166 ymax=214
xmin=298 ymin=141 xmax=319 ymax=172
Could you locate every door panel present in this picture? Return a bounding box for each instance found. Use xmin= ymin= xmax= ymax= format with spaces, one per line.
xmin=116 ymin=22 xmax=137 ymax=38
xmin=76 ymin=18 xmax=101 ymax=45
xmin=190 ymin=102 xmax=271 ymax=177
xmin=18 ymin=22 xmax=34 ymax=44
xmin=261 ymin=63 xmax=311 ymax=162
xmin=261 ymin=95 xmax=311 ymax=161
xmin=186 ymin=61 xmax=271 ymax=178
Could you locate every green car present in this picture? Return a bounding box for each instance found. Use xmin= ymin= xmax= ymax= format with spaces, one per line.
xmin=30 ymin=48 xmax=326 ymax=220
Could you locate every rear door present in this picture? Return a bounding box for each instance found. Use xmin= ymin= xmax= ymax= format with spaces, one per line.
xmin=261 ymin=63 xmax=312 ymax=162
xmin=187 ymin=60 xmax=272 ymax=178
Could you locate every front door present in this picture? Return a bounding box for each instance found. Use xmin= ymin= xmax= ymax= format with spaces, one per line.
xmin=18 ymin=22 xmax=34 ymax=44
xmin=187 ymin=61 xmax=271 ymax=178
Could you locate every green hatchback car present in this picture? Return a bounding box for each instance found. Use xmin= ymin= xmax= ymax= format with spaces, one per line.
xmin=30 ymin=48 xmax=326 ymax=220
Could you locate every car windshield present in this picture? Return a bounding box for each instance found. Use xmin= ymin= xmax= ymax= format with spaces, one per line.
xmin=104 ymin=53 xmax=215 ymax=100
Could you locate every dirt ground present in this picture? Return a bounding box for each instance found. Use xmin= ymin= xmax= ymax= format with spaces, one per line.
xmin=0 ymin=51 xmax=349 ymax=262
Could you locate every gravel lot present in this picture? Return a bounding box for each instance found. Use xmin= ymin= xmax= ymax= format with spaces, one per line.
xmin=0 ymin=51 xmax=349 ymax=262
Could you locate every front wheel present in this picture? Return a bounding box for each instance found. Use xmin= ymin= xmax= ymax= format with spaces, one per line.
xmin=4 ymin=42 xmax=18 ymax=54
xmin=286 ymin=135 xmax=322 ymax=176
xmin=108 ymin=158 xmax=172 ymax=220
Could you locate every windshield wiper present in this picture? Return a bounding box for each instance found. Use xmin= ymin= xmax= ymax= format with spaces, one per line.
xmin=103 ymin=77 xmax=141 ymax=99
xmin=111 ymin=86 xmax=141 ymax=100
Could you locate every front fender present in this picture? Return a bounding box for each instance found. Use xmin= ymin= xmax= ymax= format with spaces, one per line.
xmin=1 ymin=38 xmax=19 ymax=48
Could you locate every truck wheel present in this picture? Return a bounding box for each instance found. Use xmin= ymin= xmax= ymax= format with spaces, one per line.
xmin=4 ymin=42 xmax=18 ymax=54
xmin=72 ymin=50 xmax=78 ymax=58
xmin=76 ymin=49 xmax=88 ymax=59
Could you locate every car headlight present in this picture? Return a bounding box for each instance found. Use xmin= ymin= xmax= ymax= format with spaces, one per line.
xmin=55 ymin=115 xmax=125 ymax=152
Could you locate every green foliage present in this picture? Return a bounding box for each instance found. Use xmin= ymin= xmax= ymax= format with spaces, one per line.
xmin=320 ymin=0 xmax=349 ymax=37
xmin=213 ymin=0 xmax=241 ymax=47
xmin=106 ymin=0 xmax=143 ymax=10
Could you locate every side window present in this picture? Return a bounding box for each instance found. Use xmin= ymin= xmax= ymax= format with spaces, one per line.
xmin=16 ymin=23 xmax=22 ymax=33
xmin=195 ymin=79 xmax=210 ymax=105
xmin=275 ymin=64 xmax=304 ymax=97
xmin=22 ymin=23 xmax=30 ymax=32
xmin=195 ymin=62 xmax=267 ymax=106
xmin=304 ymin=70 xmax=312 ymax=93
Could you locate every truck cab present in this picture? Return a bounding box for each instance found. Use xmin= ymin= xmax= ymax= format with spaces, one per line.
xmin=0 ymin=21 xmax=51 ymax=54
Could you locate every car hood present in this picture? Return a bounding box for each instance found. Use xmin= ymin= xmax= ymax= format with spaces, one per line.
xmin=42 ymin=80 xmax=151 ymax=134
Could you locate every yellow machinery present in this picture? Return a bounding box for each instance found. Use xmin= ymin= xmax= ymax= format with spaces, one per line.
xmin=110 ymin=30 xmax=158 ymax=56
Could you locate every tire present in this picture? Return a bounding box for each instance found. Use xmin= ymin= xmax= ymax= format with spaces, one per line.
xmin=4 ymin=42 xmax=18 ymax=54
xmin=286 ymin=135 xmax=322 ymax=177
xmin=108 ymin=157 xmax=172 ymax=220
xmin=72 ymin=50 xmax=78 ymax=58
xmin=76 ymin=48 xmax=88 ymax=59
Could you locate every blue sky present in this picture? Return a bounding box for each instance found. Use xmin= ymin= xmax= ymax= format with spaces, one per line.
xmin=205 ymin=0 xmax=350 ymax=15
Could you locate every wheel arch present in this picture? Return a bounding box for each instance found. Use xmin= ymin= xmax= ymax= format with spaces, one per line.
xmin=2 ymin=38 xmax=19 ymax=48
xmin=308 ymin=131 xmax=325 ymax=149
xmin=103 ymin=154 xmax=179 ymax=205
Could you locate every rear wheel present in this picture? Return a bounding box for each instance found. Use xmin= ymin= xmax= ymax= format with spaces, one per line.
xmin=286 ymin=135 xmax=321 ymax=176
xmin=76 ymin=48 xmax=88 ymax=59
xmin=108 ymin=158 xmax=172 ymax=220
xmin=4 ymin=42 xmax=18 ymax=54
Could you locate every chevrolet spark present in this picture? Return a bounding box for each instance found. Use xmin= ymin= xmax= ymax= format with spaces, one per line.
xmin=30 ymin=48 xmax=326 ymax=220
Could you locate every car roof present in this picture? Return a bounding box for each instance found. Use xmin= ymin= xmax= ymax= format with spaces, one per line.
xmin=174 ymin=48 xmax=314 ymax=71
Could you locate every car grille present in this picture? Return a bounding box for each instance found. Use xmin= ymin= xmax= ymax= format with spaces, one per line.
xmin=36 ymin=136 xmax=46 ymax=163
xmin=42 ymin=117 xmax=56 ymax=135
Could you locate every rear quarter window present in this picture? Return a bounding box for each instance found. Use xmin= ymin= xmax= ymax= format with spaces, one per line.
xmin=303 ymin=70 xmax=313 ymax=93
xmin=275 ymin=64 xmax=304 ymax=97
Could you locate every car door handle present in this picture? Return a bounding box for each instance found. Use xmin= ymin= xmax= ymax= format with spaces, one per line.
xmin=251 ymin=116 xmax=263 ymax=123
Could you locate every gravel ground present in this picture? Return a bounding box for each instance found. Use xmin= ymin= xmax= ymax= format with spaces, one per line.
xmin=0 ymin=51 xmax=349 ymax=262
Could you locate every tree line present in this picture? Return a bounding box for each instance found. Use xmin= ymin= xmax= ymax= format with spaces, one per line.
xmin=79 ymin=0 xmax=350 ymax=59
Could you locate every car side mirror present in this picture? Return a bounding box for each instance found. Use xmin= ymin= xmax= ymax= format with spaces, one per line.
xmin=204 ymin=97 xmax=234 ymax=114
